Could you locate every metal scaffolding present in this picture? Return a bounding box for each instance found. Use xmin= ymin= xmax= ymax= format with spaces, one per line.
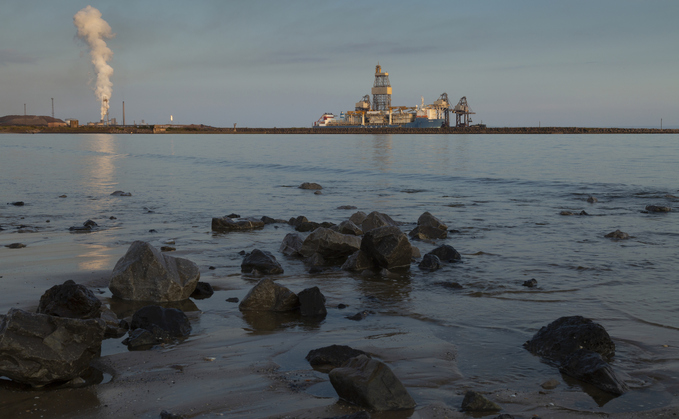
xmin=371 ymin=64 xmax=392 ymax=111
xmin=453 ymin=96 xmax=475 ymax=127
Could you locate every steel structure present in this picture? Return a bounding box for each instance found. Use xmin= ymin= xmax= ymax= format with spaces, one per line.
xmin=453 ymin=96 xmax=475 ymax=127
xmin=371 ymin=64 xmax=392 ymax=111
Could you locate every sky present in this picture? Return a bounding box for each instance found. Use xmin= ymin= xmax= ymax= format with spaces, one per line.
xmin=1 ymin=0 xmax=678 ymax=128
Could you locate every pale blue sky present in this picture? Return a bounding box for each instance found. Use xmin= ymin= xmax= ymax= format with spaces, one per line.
xmin=1 ymin=1 xmax=677 ymax=127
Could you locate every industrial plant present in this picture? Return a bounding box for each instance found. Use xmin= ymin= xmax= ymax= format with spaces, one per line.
xmin=314 ymin=64 xmax=476 ymax=128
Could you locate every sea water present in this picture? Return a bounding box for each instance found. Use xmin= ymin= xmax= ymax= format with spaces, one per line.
xmin=1 ymin=133 xmax=678 ymax=414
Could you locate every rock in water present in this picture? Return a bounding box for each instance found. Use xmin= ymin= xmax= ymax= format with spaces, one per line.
xmin=428 ymin=244 xmax=462 ymax=262
xmin=129 ymin=305 xmax=191 ymax=342
xmin=299 ymin=182 xmax=323 ymax=190
xmin=241 ymin=249 xmax=284 ymax=274
xmin=109 ymin=241 xmax=200 ymax=302
xmin=190 ymin=282 xmax=214 ymax=299
xmin=341 ymin=250 xmax=375 ymax=272
xmin=418 ymin=253 xmax=442 ymax=271
xmin=298 ymin=286 xmax=327 ymax=317
xmin=559 ymin=349 xmax=628 ymax=395
xmin=361 ymin=226 xmax=412 ymax=270
xmin=298 ymin=228 xmax=362 ymax=262
xmin=329 ymin=355 xmax=416 ymax=411
xmin=0 ymin=309 xmax=106 ymax=386
xmin=645 ymin=205 xmax=671 ymax=213
xmin=524 ymin=316 xmax=615 ymax=363
xmin=605 ymin=230 xmax=630 ymax=239
xmin=349 ymin=211 xmax=368 ymax=226
xmin=37 ymin=280 xmax=102 ymax=319
xmin=211 ymin=216 xmax=265 ymax=232
xmin=279 ymin=232 xmax=304 ymax=256
xmin=587 ymin=196 xmax=598 ymax=203
xmin=522 ymin=278 xmax=538 ymax=288
xmin=337 ymin=220 xmax=363 ymax=236
xmin=409 ymin=212 xmax=448 ymax=240
xmin=361 ymin=211 xmax=399 ymax=233
xmin=306 ymin=345 xmax=371 ymax=372
xmin=238 ymin=278 xmax=300 ymax=312
xmin=110 ymin=190 xmax=132 ymax=196
xmin=5 ymin=243 xmax=26 ymax=249
xmin=460 ymin=391 xmax=501 ymax=412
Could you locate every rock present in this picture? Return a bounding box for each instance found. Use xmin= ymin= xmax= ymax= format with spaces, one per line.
xmin=280 ymin=232 xmax=304 ymax=256
xmin=299 ymin=228 xmax=362 ymax=262
xmin=160 ymin=246 xmax=176 ymax=252
xmin=5 ymin=242 xmax=26 ymax=249
xmin=361 ymin=226 xmax=412 ymax=270
xmin=304 ymin=253 xmax=326 ymax=267
xmin=579 ymin=210 xmax=589 ymax=216
xmin=541 ymin=378 xmax=560 ymax=389
xmin=587 ymin=196 xmax=598 ymax=203
xmin=645 ymin=205 xmax=671 ymax=213
xmin=261 ymin=216 xmax=286 ymax=224
xmin=418 ymin=253 xmax=442 ymax=271
xmin=439 ymin=281 xmax=464 ymax=290
xmin=160 ymin=410 xmax=185 ymax=419
xmin=238 ymin=278 xmax=300 ymax=312
xmin=109 ymin=241 xmax=200 ymax=302
xmin=190 ymin=282 xmax=214 ymax=299
xmin=289 ymin=215 xmax=309 ymax=227
xmin=428 ymin=244 xmax=462 ymax=262
xmin=346 ymin=311 xmax=373 ymax=321
xmin=226 ymin=297 xmax=239 ymax=303
xmin=524 ymin=316 xmax=615 ymax=363
xmin=341 ymin=250 xmax=375 ymax=272
xmin=211 ymin=216 xmax=265 ymax=232
xmin=128 ymin=305 xmax=191 ymax=346
xmin=329 ymin=355 xmax=415 ymax=411
xmin=306 ymin=345 xmax=371 ymax=372
xmin=605 ymin=229 xmax=630 ymax=239
xmin=492 ymin=415 xmax=514 ymax=419
xmin=361 ymin=211 xmax=399 ymax=233
xmin=298 ymin=286 xmax=327 ymax=317
xmin=337 ymin=220 xmax=363 ymax=236
xmin=559 ymin=349 xmax=628 ymax=395
xmin=299 ymin=182 xmax=323 ymax=190
xmin=560 ymin=211 xmax=573 ymax=216
xmin=122 ymin=328 xmax=157 ymax=350
xmin=0 ymin=309 xmax=105 ymax=386
xmin=296 ymin=221 xmax=321 ymax=232
xmin=409 ymin=225 xmax=448 ymax=240
xmin=110 ymin=191 xmax=132 ymax=196
xmin=522 ymin=278 xmax=538 ymax=288
xmin=460 ymin=391 xmax=501 ymax=412
xmin=99 ymin=307 xmax=127 ymax=338
xmin=314 ymin=191 xmax=323 ymax=195
xmin=337 ymin=205 xmax=358 ymax=210
xmin=411 ymin=246 xmax=421 ymax=259
xmin=325 ymin=412 xmax=370 ymax=419
xmin=241 ymin=249 xmax=284 ymax=274
xmin=37 ymin=280 xmax=102 ymax=319
xmin=226 ymin=213 xmax=240 ymax=218
xmin=349 ymin=211 xmax=368 ymax=226
xmin=10 ymin=201 xmax=25 ymax=206
xmin=69 ymin=219 xmax=98 ymax=232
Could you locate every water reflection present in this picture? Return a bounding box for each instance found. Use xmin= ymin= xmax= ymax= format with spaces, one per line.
xmin=372 ymin=135 xmax=393 ymax=173
xmin=241 ymin=310 xmax=324 ymax=334
xmin=77 ymin=243 xmax=116 ymax=271
xmin=108 ymin=298 xmax=199 ymax=319
xmin=79 ymin=134 xmax=119 ymax=194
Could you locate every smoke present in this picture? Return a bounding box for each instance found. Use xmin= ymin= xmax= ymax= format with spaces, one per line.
xmin=73 ymin=6 xmax=115 ymax=121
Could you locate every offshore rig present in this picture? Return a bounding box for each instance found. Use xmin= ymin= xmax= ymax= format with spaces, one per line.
xmin=314 ymin=64 xmax=475 ymax=128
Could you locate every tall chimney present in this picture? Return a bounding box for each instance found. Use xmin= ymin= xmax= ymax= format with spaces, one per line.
xmin=123 ymin=101 xmax=125 ymax=126
xmin=51 ymin=98 xmax=54 ymax=118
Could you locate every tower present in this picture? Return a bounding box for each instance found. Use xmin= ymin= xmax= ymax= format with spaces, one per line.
xmin=371 ymin=64 xmax=392 ymax=111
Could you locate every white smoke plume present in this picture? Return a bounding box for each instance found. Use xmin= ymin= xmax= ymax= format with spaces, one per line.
xmin=73 ymin=6 xmax=115 ymax=121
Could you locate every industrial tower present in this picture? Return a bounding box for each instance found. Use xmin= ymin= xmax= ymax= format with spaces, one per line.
xmin=371 ymin=64 xmax=392 ymax=111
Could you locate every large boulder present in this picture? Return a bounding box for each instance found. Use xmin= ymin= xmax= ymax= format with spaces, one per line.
xmin=336 ymin=220 xmax=363 ymax=236
xmin=239 ymin=278 xmax=300 ymax=312
xmin=299 ymin=182 xmax=323 ymax=190
xmin=349 ymin=211 xmax=368 ymax=226
xmin=125 ymin=305 xmax=191 ymax=349
xmin=524 ymin=316 xmax=615 ymax=363
xmin=37 ymin=280 xmax=102 ymax=319
xmin=559 ymin=349 xmax=628 ymax=395
xmin=241 ymin=249 xmax=284 ymax=274
xmin=605 ymin=230 xmax=629 ymax=240
xmin=460 ymin=391 xmax=501 ymax=412
xmin=211 ymin=216 xmax=265 ymax=232
xmin=360 ymin=226 xmax=412 ymax=270
xmin=418 ymin=254 xmax=441 ymax=271
xmin=341 ymin=250 xmax=375 ymax=272
xmin=279 ymin=232 xmax=304 ymax=256
xmin=409 ymin=212 xmax=448 ymax=240
xmin=298 ymin=286 xmax=327 ymax=317
xmin=0 ymin=309 xmax=106 ymax=386
xmin=329 ymin=355 xmax=416 ymax=411
xmin=109 ymin=241 xmax=200 ymax=302
xmin=428 ymin=244 xmax=461 ymax=263
xmin=306 ymin=345 xmax=371 ymax=372
xmin=361 ymin=211 xmax=399 ymax=233
xmin=298 ymin=228 xmax=362 ymax=262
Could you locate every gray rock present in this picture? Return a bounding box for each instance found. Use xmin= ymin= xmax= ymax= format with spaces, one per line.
xmin=524 ymin=316 xmax=615 ymax=363
xmin=306 ymin=345 xmax=371 ymax=372
xmin=289 ymin=215 xmax=309 ymax=227
xmin=418 ymin=253 xmax=442 ymax=271
xmin=329 ymin=355 xmax=416 ymax=411
xmin=128 ymin=305 xmax=191 ymax=346
xmin=109 ymin=241 xmax=200 ymax=302
xmin=37 ymin=280 xmax=102 ymax=319
xmin=304 ymin=252 xmax=326 ymax=267
xmin=337 ymin=205 xmax=358 ymax=210
xmin=361 ymin=226 xmax=412 ymax=270
xmin=587 ymin=196 xmax=598 ymax=203
xmin=541 ymin=378 xmax=560 ymax=389
xmin=522 ymin=278 xmax=538 ymax=288
xmin=559 ymin=349 xmax=628 ymax=395
xmin=361 ymin=211 xmax=399 ymax=233
xmin=299 ymin=182 xmax=323 ymax=190
xmin=238 ymin=278 xmax=300 ymax=312
xmin=190 ymin=282 xmax=214 ymax=299
xmin=408 ymin=225 xmax=447 ymax=240
xmin=0 ymin=309 xmax=106 ymax=386
xmin=428 ymin=244 xmax=461 ymax=262
xmin=110 ymin=191 xmax=132 ymax=196
xmin=460 ymin=391 xmax=501 ymax=412
xmin=123 ymin=328 xmax=156 ymax=350
xmin=5 ymin=242 xmax=27 ymax=249
xmin=337 ymin=220 xmax=363 ymax=236
xmin=411 ymin=246 xmax=421 ymax=259
xmin=341 ymin=250 xmax=375 ymax=272
xmin=296 ymin=221 xmax=321 ymax=232
xmin=211 ymin=216 xmax=265 ymax=232
xmin=605 ymin=229 xmax=630 ymax=239
xmin=241 ymin=249 xmax=284 ymax=275
xmin=645 ymin=205 xmax=671 ymax=213
xmin=299 ymin=228 xmax=362 ymax=262
xmin=280 ymin=232 xmax=304 ymax=256
xmin=560 ymin=211 xmax=574 ymax=216
xmin=99 ymin=307 xmax=127 ymax=338
xmin=417 ymin=212 xmax=447 ymax=230
xmin=349 ymin=211 xmax=368 ymax=226
xmin=298 ymin=286 xmax=327 ymax=317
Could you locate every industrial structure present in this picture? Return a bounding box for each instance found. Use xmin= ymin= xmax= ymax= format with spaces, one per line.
xmin=314 ymin=64 xmax=476 ymax=128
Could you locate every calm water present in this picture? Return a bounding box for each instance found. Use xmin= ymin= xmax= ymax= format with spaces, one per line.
xmin=1 ymin=133 xmax=678 ymax=415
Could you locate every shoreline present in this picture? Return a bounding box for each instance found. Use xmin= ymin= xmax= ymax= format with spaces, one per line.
xmin=1 ymin=125 xmax=678 ymax=135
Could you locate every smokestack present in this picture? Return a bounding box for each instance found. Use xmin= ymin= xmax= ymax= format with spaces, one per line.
xmin=122 ymin=101 xmax=125 ymax=126
xmin=73 ymin=6 xmax=115 ymax=122
xmin=51 ymin=98 xmax=54 ymax=119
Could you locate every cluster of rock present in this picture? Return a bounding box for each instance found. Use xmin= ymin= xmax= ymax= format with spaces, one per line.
xmin=238 ymin=278 xmax=326 ymax=318
xmin=524 ymin=316 xmax=628 ymax=396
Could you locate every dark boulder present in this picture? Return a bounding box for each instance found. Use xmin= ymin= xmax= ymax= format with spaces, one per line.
xmin=298 ymin=286 xmax=327 ymax=317
xmin=346 ymin=310 xmax=373 ymax=321
xmin=296 ymin=221 xmax=321 ymax=232
xmin=605 ymin=230 xmax=629 ymax=239
xmin=306 ymin=345 xmax=371 ymax=372
xmin=5 ymin=242 xmax=26 ymax=249
xmin=559 ymin=349 xmax=628 ymax=395
xmin=289 ymin=215 xmax=308 ymax=227
xmin=211 ymin=216 xmax=265 ymax=232
xmin=587 ymin=196 xmax=598 ymax=203
xmin=261 ymin=216 xmax=287 ymax=225
xmin=337 ymin=205 xmax=358 ymax=210
xmin=645 ymin=205 xmax=671 ymax=213
xmin=122 ymin=328 xmax=157 ymax=351
xmin=418 ymin=253 xmax=441 ymax=271
xmin=409 ymin=225 xmax=447 ymax=240
xmin=299 ymin=182 xmax=323 ymax=190
xmin=329 ymin=355 xmax=416 ymax=411
xmin=10 ymin=201 xmax=25 ymax=206
xmin=299 ymin=228 xmax=362 ymax=262
xmin=69 ymin=219 xmax=98 ymax=232
xmin=361 ymin=211 xmax=399 ymax=233
xmin=226 ymin=213 xmax=240 ymax=218
xmin=522 ymin=278 xmax=538 ymax=288
xmin=341 ymin=250 xmax=375 ymax=272
xmin=360 ymin=226 xmax=412 ymax=270
xmin=337 ymin=220 xmax=363 ymax=236
xmin=280 ymin=232 xmax=304 ymax=256
xmin=0 ymin=309 xmax=106 ymax=386
xmin=190 ymin=282 xmax=214 ymax=299
xmin=241 ymin=249 xmax=284 ymax=275
xmin=238 ymin=278 xmax=300 ymax=312
xmin=349 ymin=211 xmax=368 ymax=226
xmin=428 ymin=244 xmax=461 ymax=262
xmin=460 ymin=391 xmax=501 ymax=412
xmin=110 ymin=191 xmax=131 ymax=196
xmin=129 ymin=305 xmax=192 ymax=342
xmin=524 ymin=316 xmax=615 ymax=363
xmin=37 ymin=280 xmax=102 ymax=319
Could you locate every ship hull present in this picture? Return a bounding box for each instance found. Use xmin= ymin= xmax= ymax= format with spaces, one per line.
xmin=316 ymin=118 xmax=445 ymax=129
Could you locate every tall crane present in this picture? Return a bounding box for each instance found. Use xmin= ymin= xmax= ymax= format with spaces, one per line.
xmin=453 ymin=96 xmax=475 ymax=127
xmin=371 ymin=64 xmax=392 ymax=111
